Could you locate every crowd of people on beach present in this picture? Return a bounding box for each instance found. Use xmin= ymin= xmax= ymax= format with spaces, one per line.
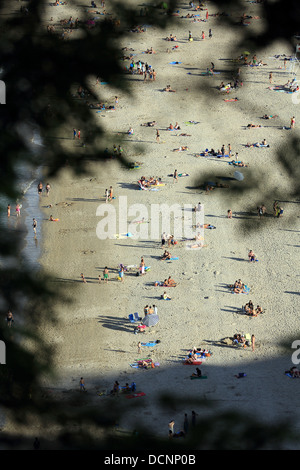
xmin=5 ymin=0 xmax=299 ymax=441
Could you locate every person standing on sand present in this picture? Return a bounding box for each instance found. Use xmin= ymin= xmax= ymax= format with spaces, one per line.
xmin=79 ymin=377 xmax=86 ymax=391
xmin=156 ymin=129 xmax=160 ymax=143
xmin=227 ymin=209 xmax=232 ymax=219
xmin=168 ymin=420 xmax=175 ymax=435
xmin=108 ymin=186 xmax=113 ymax=201
xmin=16 ymin=203 xmax=21 ymax=217
xmin=138 ymin=341 xmax=141 ymax=354
xmin=46 ymin=183 xmax=51 ymax=196
xmin=251 ymin=334 xmax=255 ymax=352
xmin=77 ymin=129 xmax=81 ymax=139
xmin=81 ymin=273 xmax=87 ymax=283
xmin=103 ymin=267 xmax=109 ymax=283
xmin=32 ymin=218 xmax=37 ymax=235
xmin=173 ymin=169 xmax=178 ymax=183
xmin=7 ymin=204 xmax=10 ymax=217
xmin=37 ymin=182 xmax=43 ymax=196
xmin=73 ymin=128 xmax=77 ymax=139
xmin=269 ymin=72 xmax=273 ymax=84
xmin=290 ymin=116 xmax=295 ymax=129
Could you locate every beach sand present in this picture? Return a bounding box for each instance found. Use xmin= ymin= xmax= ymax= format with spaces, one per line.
xmin=5 ymin=1 xmax=300 ymax=445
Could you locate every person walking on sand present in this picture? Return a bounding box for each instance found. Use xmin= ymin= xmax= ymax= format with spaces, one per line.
xmin=7 ymin=204 xmax=10 ymax=217
xmin=119 ymin=265 xmax=124 ymax=282
xmin=227 ymin=209 xmax=232 ymax=219
xmin=73 ymin=128 xmax=77 ymax=139
xmin=81 ymin=273 xmax=87 ymax=283
xmin=290 ymin=116 xmax=295 ymax=129
xmin=32 ymin=218 xmax=37 ymax=235
xmin=103 ymin=266 xmax=109 ymax=283
xmin=168 ymin=420 xmax=175 ymax=435
xmin=98 ymin=274 xmax=102 ymax=284
xmin=108 ymin=186 xmax=113 ymax=201
xmin=37 ymin=181 xmax=43 ymax=196
xmin=79 ymin=377 xmax=86 ymax=391
xmin=6 ymin=310 xmax=14 ymax=328
xmin=77 ymin=129 xmax=81 ymax=140
xmin=269 ymin=72 xmax=273 ymax=84
xmin=156 ymin=129 xmax=160 ymax=143
xmin=251 ymin=334 xmax=255 ymax=352
xmin=138 ymin=341 xmax=141 ymax=354
xmin=45 ymin=183 xmax=51 ymax=196
xmin=173 ymin=169 xmax=178 ymax=183
xmin=16 ymin=203 xmax=21 ymax=217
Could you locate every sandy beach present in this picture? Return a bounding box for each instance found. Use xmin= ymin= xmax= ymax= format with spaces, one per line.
xmin=4 ymin=0 xmax=300 ymax=446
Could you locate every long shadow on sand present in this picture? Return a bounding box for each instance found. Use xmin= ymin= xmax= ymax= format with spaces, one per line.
xmin=98 ymin=315 xmax=134 ymax=333
xmin=222 ymin=256 xmax=247 ymax=262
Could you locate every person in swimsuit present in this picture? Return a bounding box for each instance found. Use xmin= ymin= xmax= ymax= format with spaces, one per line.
xmin=103 ymin=267 xmax=109 ymax=283
xmin=37 ymin=182 xmax=43 ymax=196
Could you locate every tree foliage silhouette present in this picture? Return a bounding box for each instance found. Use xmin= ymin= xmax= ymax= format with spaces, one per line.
xmin=0 ymin=0 xmax=299 ymax=449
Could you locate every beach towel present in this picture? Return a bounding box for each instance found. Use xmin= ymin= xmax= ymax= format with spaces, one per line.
xmin=224 ymin=98 xmax=238 ymax=101
xmin=141 ymin=341 xmax=158 ymax=347
xmin=190 ymin=376 xmax=207 ymax=379
xmin=184 ymin=360 xmax=202 ymax=365
xmin=169 ymin=61 xmax=182 ymax=64
xmin=125 ymin=392 xmax=146 ymax=398
xmin=169 ymin=257 xmax=179 ymax=260
xmin=113 ymin=232 xmax=133 ymax=239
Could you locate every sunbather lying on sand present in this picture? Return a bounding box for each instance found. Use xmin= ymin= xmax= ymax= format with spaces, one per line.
xmin=262 ymin=114 xmax=278 ymax=119
xmin=163 ymin=85 xmax=176 ymax=92
xmin=247 ymin=123 xmax=262 ymax=128
xmin=246 ymin=139 xmax=269 ymax=147
xmin=230 ymin=160 xmax=249 ymax=167
xmin=173 ymin=146 xmax=188 ymax=151
xmin=287 ymin=367 xmax=300 ymax=377
xmin=141 ymin=121 xmax=157 ymax=127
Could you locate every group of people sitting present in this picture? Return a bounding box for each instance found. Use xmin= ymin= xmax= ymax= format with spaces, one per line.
xmin=138 ymin=176 xmax=161 ymax=188
xmin=167 ymin=122 xmax=181 ymax=130
xmin=243 ymin=300 xmax=263 ymax=316
xmin=229 ymin=279 xmax=250 ymax=294
xmin=232 ymin=333 xmax=251 ymax=347
xmin=144 ymin=305 xmax=157 ymax=315
xmin=164 ymin=276 xmax=177 ymax=287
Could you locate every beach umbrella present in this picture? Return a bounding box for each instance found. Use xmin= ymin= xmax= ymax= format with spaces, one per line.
xmin=142 ymin=314 xmax=159 ymax=327
xmin=234 ymin=171 xmax=244 ymax=181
